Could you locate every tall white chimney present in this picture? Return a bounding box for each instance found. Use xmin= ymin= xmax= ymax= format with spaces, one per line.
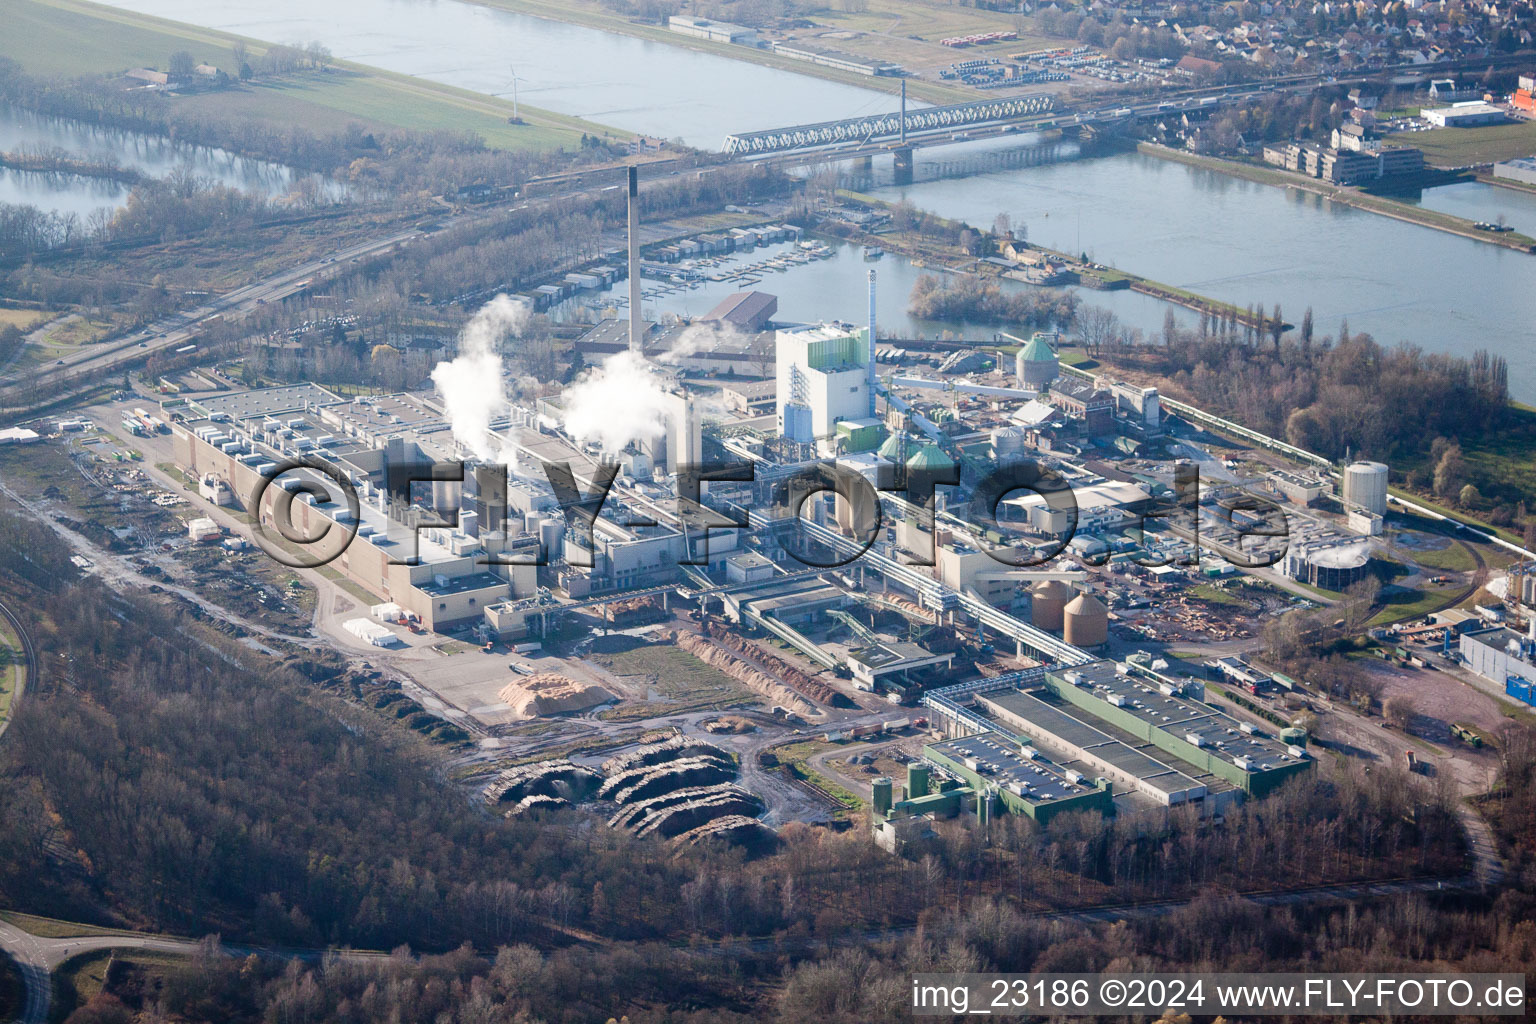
xmin=628 ymin=166 xmax=643 ymax=354
xmin=866 ymin=268 xmax=878 ymax=417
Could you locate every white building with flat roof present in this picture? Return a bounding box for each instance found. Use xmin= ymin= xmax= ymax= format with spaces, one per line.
xmin=775 ymin=324 xmax=870 ymax=449
xmin=668 ymin=15 xmax=756 ymax=44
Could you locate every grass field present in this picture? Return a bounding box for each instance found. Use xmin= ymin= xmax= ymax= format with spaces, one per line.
xmin=774 ymin=740 xmax=863 ymax=812
xmin=0 ymin=911 xmax=147 ymax=939
xmin=1384 ymin=120 xmax=1536 ymax=167
xmin=53 ymin=949 xmax=191 ymax=1019
xmin=3 ymin=0 xmax=609 ymax=152
xmin=1192 ymin=583 xmax=1242 ymax=606
xmin=1367 ymin=585 xmax=1452 ymax=629
xmin=0 ymin=619 xmax=20 ymax=729
xmin=0 ymin=309 xmax=53 ymax=331
xmin=1396 ymin=539 xmax=1477 ymax=573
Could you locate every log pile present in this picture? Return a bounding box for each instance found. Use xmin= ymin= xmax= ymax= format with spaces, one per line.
xmin=669 ymin=630 xmax=816 ymax=716
xmin=700 ymin=623 xmax=847 ymax=706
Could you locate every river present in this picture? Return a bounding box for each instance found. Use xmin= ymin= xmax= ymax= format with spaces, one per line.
xmin=66 ymin=1 xmax=1536 ymax=401
xmin=859 ymin=139 xmax=1536 ymax=401
xmin=0 ymin=103 xmax=345 ymax=218
xmin=89 ymin=0 xmax=903 ymax=149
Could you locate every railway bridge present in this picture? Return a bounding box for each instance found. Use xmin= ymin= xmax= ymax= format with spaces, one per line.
xmin=721 ymin=92 xmax=1056 ymax=157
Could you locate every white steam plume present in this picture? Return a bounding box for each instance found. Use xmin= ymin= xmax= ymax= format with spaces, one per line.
xmin=562 ymin=350 xmax=674 ymax=456
xmin=658 ymin=320 xmax=746 ymax=364
xmin=430 ymin=295 xmax=530 ymax=461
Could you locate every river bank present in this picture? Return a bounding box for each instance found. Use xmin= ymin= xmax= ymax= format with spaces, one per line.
xmin=1138 ymin=142 xmax=1536 ymax=253
xmin=13 ymin=0 xmax=611 ymax=153
xmin=0 ymin=149 xmax=145 ymax=187
xmin=467 ymin=0 xmax=975 ymax=106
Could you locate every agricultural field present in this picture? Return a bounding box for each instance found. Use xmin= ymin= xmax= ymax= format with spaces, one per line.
xmin=3 ymin=0 xmax=604 ymax=152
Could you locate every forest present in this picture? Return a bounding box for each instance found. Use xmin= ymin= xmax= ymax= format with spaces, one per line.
xmin=908 ymin=273 xmax=1077 ymax=329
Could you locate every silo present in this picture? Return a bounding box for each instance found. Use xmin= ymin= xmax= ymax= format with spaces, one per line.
xmin=1030 ymin=580 xmax=1074 ymax=632
xmin=539 ymin=518 xmax=564 ymax=562
xmin=1063 ymin=593 xmax=1109 ymax=648
xmin=1342 ymin=461 xmax=1389 ymax=516
xmin=871 ymin=777 xmax=894 ymax=818
xmin=1015 ymin=333 xmax=1060 ymax=390
xmin=906 ymin=761 xmax=931 ymax=800
xmin=991 ymin=426 xmax=1026 ymax=461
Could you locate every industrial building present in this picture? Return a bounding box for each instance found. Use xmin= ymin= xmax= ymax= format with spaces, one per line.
xmin=703 ymin=290 xmax=779 ymax=333
xmin=1493 ymin=156 xmax=1536 ymax=187
xmin=1038 ymin=662 xmax=1311 ymax=797
xmin=775 ymin=323 xmax=871 ymax=448
xmin=172 ymin=381 xmax=733 ymax=630
xmin=904 ymin=658 xmax=1311 ymax=835
xmin=922 ymin=736 xmax=1114 ymax=824
xmin=1422 ymin=102 xmax=1507 ymax=127
xmin=667 ymin=15 xmax=756 ymax=44
xmin=1460 ymin=623 xmax=1536 ymax=702
xmin=770 ymin=42 xmax=901 ymax=76
xmin=976 ymin=688 xmax=1235 ymax=811
xmin=846 ymin=641 xmax=954 ymax=690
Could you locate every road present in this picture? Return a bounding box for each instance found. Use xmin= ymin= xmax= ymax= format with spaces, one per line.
xmin=0 ymin=919 xmax=207 ymax=1024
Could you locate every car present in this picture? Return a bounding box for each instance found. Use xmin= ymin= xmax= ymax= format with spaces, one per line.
xmin=56 ymin=359 xmax=65 ymax=364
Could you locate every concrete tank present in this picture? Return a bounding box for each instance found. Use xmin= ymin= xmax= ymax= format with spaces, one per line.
xmin=906 ymin=761 xmax=931 ymax=800
xmin=1342 ymin=461 xmax=1389 ymax=516
xmin=1063 ymin=592 xmax=1109 ymax=648
xmin=1030 ymin=580 xmax=1074 ymax=632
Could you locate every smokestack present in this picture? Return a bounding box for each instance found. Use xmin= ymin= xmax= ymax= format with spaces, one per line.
xmin=628 ymin=166 xmax=643 ymax=355
xmin=867 ymin=268 xmax=877 ymax=417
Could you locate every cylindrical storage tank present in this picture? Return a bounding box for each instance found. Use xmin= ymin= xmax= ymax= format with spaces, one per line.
xmin=1342 ymin=461 xmax=1389 ymax=516
xmin=872 ymin=777 xmax=893 ymax=818
xmin=907 ymin=761 xmax=931 ymax=800
xmin=1307 ymin=545 xmax=1370 ymax=591
xmin=1279 ymin=727 xmax=1308 ymax=747
xmin=1063 ymin=593 xmax=1109 ymax=648
xmin=991 ymin=426 xmax=1026 ymax=461
xmin=539 ymin=518 xmax=564 ymax=561
xmin=1030 ymin=580 xmax=1074 ymax=632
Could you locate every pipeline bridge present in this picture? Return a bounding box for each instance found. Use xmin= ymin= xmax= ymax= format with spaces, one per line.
xmin=722 ymin=94 xmax=1055 ymax=156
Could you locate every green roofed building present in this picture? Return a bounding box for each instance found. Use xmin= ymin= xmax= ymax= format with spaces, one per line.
xmin=1015 ymin=332 xmax=1060 ymax=390
xmin=906 ymin=443 xmax=955 ymax=473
